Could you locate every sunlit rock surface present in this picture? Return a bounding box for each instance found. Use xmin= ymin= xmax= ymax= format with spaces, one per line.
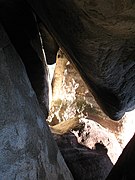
xmin=73 ymin=118 xmax=122 ymax=164
xmin=48 ymin=50 xmax=106 ymax=124
xmin=48 ymin=50 xmax=135 ymax=164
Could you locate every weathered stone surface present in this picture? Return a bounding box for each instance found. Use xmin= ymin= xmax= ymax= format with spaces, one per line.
xmin=27 ymin=0 xmax=135 ymax=120
xmin=0 ymin=24 xmax=73 ymax=180
xmin=50 ymin=116 xmax=122 ymax=165
xmin=54 ymin=132 xmax=113 ymax=180
xmin=48 ymin=52 xmax=108 ymax=124
xmin=48 ymin=51 xmax=135 ymax=150
xmin=73 ymin=118 xmax=122 ymax=164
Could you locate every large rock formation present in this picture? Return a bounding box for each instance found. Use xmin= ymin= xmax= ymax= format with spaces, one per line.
xmin=27 ymin=0 xmax=135 ymax=120
xmin=48 ymin=49 xmax=135 ymax=178
xmin=48 ymin=51 xmax=135 ymax=150
xmin=54 ymin=132 xmax=113 ymax=180
xmin=1 ymin=0 xmax=135 ymax=179
xmin=0 ymin=24 xmax=73 ymax=180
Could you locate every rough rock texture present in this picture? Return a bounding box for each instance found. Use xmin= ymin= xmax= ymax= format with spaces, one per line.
xmin=54 ymin=132 xmax=113 ymax=180
xmin=73 ymin=118 xmax=122 ymax=164
xmin=48 ymin=52 xmax=135 ymax=150
xmin=0 ymin=24 xmax=73 ymax=180
xmin=27 ymin=0 xmax=135 ymax=120
xmin=50 ymin=116 xmax=122 ymax=164
xmin=48 ymin=52 xmax=110 ymax=124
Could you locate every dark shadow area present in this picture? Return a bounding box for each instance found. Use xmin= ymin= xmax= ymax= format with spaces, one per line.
xmin=53 ymin=132 xmax=113 ymax=180
xmin=106 ymin=134 xmax=135 ymax=180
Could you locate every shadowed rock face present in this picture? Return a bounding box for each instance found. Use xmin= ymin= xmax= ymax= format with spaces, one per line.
xmin=0 ymin=24 xmax=73 ymax=180
xmin=106 ymin=134 xmax=135 ymax=180
xmin=1 ymin=0 xmax=135 ymax=120
xmin=0 ymin=0 xmax=50 ymax=116
xmin=1 ymin=1 xmax=135 ymax=179
xmin=54 ymin=132 xmax=113 ymax=180
xmin=27 ymin=0 xmax=135 ymax=120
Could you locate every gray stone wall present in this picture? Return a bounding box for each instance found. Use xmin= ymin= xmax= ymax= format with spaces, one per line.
xmin=0 ymin=24 xmax=73 ymax=180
